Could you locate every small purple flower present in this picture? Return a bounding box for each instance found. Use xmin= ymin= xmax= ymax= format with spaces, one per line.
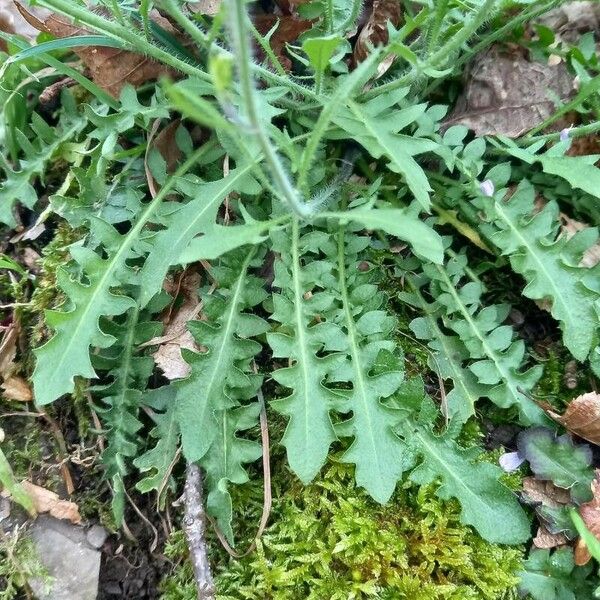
xmin=499 ymin=451 xmax=525 ymax=472
xmin=479 ymin=179 xmax=495 ymax=197
xmin=559 ymin=127 xmax=571 ymax=142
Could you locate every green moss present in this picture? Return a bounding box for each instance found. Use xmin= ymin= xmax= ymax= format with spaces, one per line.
xmin=160 ymin=457 xmax=523 ymax=600
xmin=0 ymin=419 xmax=42 ymax=480
xmin=26 ymin=222 xmax=79 ymax=353
xmin=534 ymin=345 xmax=588 ymax=412
xmin=0 ymin=528 xmax=50 ymax=600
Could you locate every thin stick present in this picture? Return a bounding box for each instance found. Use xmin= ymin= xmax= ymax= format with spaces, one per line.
xmin=183 ymin=463 xmax=216 ymax=600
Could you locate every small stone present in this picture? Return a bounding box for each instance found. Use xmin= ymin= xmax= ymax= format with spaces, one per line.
xmin=28 ymin=516 xmax=101 ymax=600
xmin=86 ymin=524 xmax=108 ymax=549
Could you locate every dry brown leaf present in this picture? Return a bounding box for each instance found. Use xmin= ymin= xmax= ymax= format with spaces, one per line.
xmin=1 ymin=376 xmax=32 ymax=402
xmin=145 ymin=119 xmax=183 ymax=198
xmin=0 ymin=321 xmax=19 ymax=378
xmin=543 ymin=392 xmax=600 ymax=445
xmin=522 ymin=477 xmax=571 ymax=550
xmin=33 ymin=9 xmax=178 ymax=97
xmin=1 ymin=1 xmax=49 ymax=47
xmin=187 ymin=0 xmax=222 ymax=16
xmin=533 ymin=524 xmax=568 ymax=549
xmin=574 ymin=472 xmax=600 ymax=565
xmin=559 ymin=214 xmax=600 ymax=268
xmin=19 ymin=481 xmax=81 ymax=524
xmin=538 ymin=2 xmax=600 ymax=44
xmin=253 ymin=15 xmax=312 ymax=71
xmin=445 ymin=46 xmax=575 ymax=137
xmin=575 ymin=537 xmax=592 ymax=566
xmin=152 ymin=271 xmax=203 ymax=380
xmin=353 ymin=0 xmax=402 ymax=77
xmin=522 ymin=476 xmax=572 ymax=507
xmin=272 ymin=0 xmax=311 ymax=15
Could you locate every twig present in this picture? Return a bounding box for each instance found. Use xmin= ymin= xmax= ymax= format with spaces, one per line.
xmin=183 ymin=463 xmax=216 ymax=600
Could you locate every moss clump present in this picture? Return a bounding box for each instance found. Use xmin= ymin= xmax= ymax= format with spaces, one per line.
xmin=161 ymin=458 xmax=523 ymax=600
xmin=26 ymin=222 xmax=79 ymax=352
xmin=0 ymin=528 xmax=50 ymax=600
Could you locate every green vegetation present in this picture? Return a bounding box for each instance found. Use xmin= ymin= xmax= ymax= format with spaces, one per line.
xmin=1 ymin=0 xmax=599 ymax=597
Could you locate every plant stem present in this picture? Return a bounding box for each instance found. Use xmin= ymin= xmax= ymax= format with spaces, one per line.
xmin=523 ymin=119 xmax=600 ymax=143
xmin=337 ymin=0 xmax=363 ymax=37
xmin=227 ymin=0 xmax=311 ymax=219
xmin=363 ymin=0 xmax=496 ymax=100
xmin=37 ymin=0 xmax=213 ymax=82
xmin=423 ymin=0 xmax=565 ymax=97
xmin=426 ymin=0 xmax=449 ymax=55
xmin=160 ymin=0 xmax=319 ymax=100
xmin=526 ymin=73 xmax=600 ymax=137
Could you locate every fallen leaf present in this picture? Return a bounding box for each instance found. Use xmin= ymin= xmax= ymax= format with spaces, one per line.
xmin=521 ymin=477 xmax=573 ymax=549
xmin=187 ymin=0 xmax=222 ymax=16
xmin=538 ymin=2 xmax=600 ymax=44
xmin=353 ymin=0 xmax=402 ymax=77
xmin=574 ymin=536 xmax=592 ymax=565
xmin=152 ymin=270 xmax=203 ymax=380
xmin=559 ymin=214 xmax=600 ymax=268
xmin=28 ymin=8 xmax=178 ymax=97
xmin=445 ymin=46 xmax=574 ymax=137
xmin=1 ymin=2 xmax=49 ymax=47
xmin=543 ymin=392 xmax=600 ymax=445
xmin=0 ymin=321 xmax=19 ymax=378
xmin=19 ymin=481 xmax=81 ymax=524
xmin=253 ymin=15 xmax=312 ymax=71
xmin=533 ymin=524 xmax=568 ymax=549
xmin=1 ymin=376 xmax=32 ymax=402
xmin=574 ymin=471 xmax=600 ymax=565
xmin=522 ymin=476 xmax=572 ymax=508
xmin=566 ymin=134 xmax=600 ymax=162
xmin=145 ymin=119 xmax=183 ymax=198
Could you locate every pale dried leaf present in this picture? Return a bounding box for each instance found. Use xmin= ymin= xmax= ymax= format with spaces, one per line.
xmin=533 ymin=524 xmax=568 ymax=549
xmin=560 ymin=214 xmax=600 ymax=268
xmin=188 ymin=0 xmax=222 ymax=16
xmin=574 ymin=472 xmax=600 ymax=565
xmin=19 ymin=481 xmax=81 ymax=524
xmin=543 ymin=392 xmax=600 ymax=445
xmin=1 ymin=376 xmax=32 ymax=402
xmin=522 ymin=476 xmax=572 ymax=508
xmin=152 ymin=271 xmax=203 ymax=380
xmin=0 ymin=322 xmax=18 ymax=378
xmin=2 ymin=2 xmax=49 ymax=42
xmin=353 ymin=0 xmax=402 ymax=77
xmin=445 ymin=46 xmax=574 ymax=137
xmin=538 ymin=2 xmax=600 ymax=44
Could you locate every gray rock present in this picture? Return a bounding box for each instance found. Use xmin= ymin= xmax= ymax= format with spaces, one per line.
xmin=86 ymin=524 xmax=108 ymax=549
xmin=28 ymin=516 xmax=101 ymax=600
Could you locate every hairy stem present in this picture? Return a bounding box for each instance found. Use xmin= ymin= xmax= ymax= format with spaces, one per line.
xmin=160 ymin=0 xmax=318 ymax=100
xmin=337 ymin=0 xmax=363 ymax=37
xmin=363 ymin=0 xmax=497 ymax=99
xmin=226 ymin=0 xmax=311 ymax=219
